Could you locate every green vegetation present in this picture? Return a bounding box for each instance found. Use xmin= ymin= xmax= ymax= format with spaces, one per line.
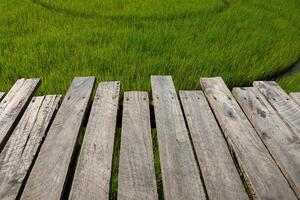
xmin=110 ymin=129 xmax=121 ymax=200
xmin=0 ymin=0 xmax=299 ymax=94
xmin=279 ymin=71 xmax=300 ymax=93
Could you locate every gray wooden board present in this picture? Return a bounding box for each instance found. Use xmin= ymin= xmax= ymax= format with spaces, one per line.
xmin=233 ymin=87 xmax=300 ymax=198
xmin=151 ymin=76 xmax=206 ymax=200
xmin=20 ymin=77 xmax=95 ymax=200
xmin=200 ymin=77 xmax=297 ymax=200
xmin=117 ymin=92 xmax=158 ymax=200
xmin=0 ymin=92 xmax=5 ymax=101
xmin=253 ymin=81 xmax=300 ymax=134
xmin=290 ymin=92 xmax=300 ymax=106
xmin=179 ymin=91 xmax=248 ymax=200
xmin=69 ymin=81 xmax=120 ymax=200
xmin=0 ymin=79 xmax=40 ymax=151
xmin=0 ymin=95 xmax=61 ymax=200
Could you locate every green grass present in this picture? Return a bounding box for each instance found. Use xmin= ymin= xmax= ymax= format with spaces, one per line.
xmin=0 ymin=0 xmax=299 ymax=94
xmin=278 ymin=70 xmax=300 ymax=93
xmin=110 ymin=128 xmax=121 ymax=200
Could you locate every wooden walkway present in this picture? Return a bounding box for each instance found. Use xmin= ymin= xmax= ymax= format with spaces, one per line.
xmin=0 ymin=76 xmax=299 ymax=200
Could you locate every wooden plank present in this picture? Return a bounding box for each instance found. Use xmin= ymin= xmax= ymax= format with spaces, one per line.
xmin=20 ymin=77 xmax=95 ymax=200
xmin=0 ymin=95 xmax=61 ymax=200
xmin=0 ymin=92 xmax=5 ymax=101
xmin=0 ymin=79 xmax=40 ymax=151
xmin=179 ymin=91 xmax=248 ymax=200
xmin=151 ymin=76 xmax=206 ymax=200
xmin=290 ymin=92 xmax=300 ymax=106
xmin=200 ymin=77 xmax=297 ymax=200
xmin=253 ymin=81 xmax=300 ymax=134
xmin=233 ymin=87 xmax=300 ymax=198
xmin=69 ymin=81 xmax=120 ymax=200
xmin=117 ymin=92 xmax=158 ymax=200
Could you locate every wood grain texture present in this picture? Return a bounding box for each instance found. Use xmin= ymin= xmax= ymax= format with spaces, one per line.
xmin=69 ymin=81 xmax=120 ymax=200
xmin=0 ymin=79 xmax=40 ymax=151
xmin=233 ymin=87 xmax=300 ymax=198
xmin=151 ymin=76 xmax=206 ymax=200
xmin=179 ymin=91 xmax=248 ymax=200
xmin=0 ymin=95 xmax=61 ymax=200
xmin=200 ymin=77 xmax=297 ymax=200
xmin=253 ymin=81 xmax=300 ymax=134
xmin=118 ymin=92 xmax=158 ymax=200
xmin=0 ymin=92 xmax=5 ymax=101
xmin=290 ymin=92 xmax=300 ymax=106
xmin=20 ymin=77 xmax=95 ymax=200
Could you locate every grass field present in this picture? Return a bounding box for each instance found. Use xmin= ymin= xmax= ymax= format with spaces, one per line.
xmin=0 ymin=0 xmax=299 ymax=94
xmin=278 ymin=70 xmax=300 ymax=92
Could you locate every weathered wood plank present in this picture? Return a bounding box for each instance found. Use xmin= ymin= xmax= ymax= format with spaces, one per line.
xmin=179 ymin=91 xmax=248 ymax=200
xmin=200 ymin=77 xmax=297 ymax=200
xmin=0 ymin=95 xmax=61 ymax=200
xmin=0 ymin=79 xmax=40 ymax=151
xmin=69 ymin=81 xmax=120 ymax=200
xmin=253 ymin=81 xmax=300 ymax=134
xmin=20 ymin=77 xmax=95 ymax=200
xmin=290 ymin=92 xmax=300 ymax=106
xmin=118 ymin=92 xmax=158 ymax=200
xmin=233 ymin=87 xmax=300 ymax=198
xmin=0 ymin=92 xmax=5 ymax=101
xmin=151 ymin=76 xmax=206 ymax=200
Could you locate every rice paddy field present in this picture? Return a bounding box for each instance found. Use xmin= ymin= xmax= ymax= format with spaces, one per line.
xmin=0 ymin=0 xmax=300 ymax=94
xmin=279 ymin=70 xmax=300 ymax=92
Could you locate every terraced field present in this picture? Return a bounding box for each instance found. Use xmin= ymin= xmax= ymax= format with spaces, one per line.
xmin=0 ymin=0 xmax=299 ymax=94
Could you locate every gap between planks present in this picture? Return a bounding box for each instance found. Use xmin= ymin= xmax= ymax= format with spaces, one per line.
xmin=151 ymin=76 xmax=207 ymax=200
xmin=0 ymin=79 xmax=40 ymax=152
xmin=20 ymin=77 xmax=95 ymax=200
xmin=0 ymin=92 xmax=5 ymax=101
xmin=117 ymin=91 xmax=158 ymax=200
xmin=179 ymin=90 xmax=248 ymax=200
xmin=200 ymin=77 xmax=297 ymax=200
xmin=254 ymin=81 xmax=300 ymax=134
xmin=233 ymin=87 xmax=300 ymax=198
xmin=69 ymin=81 xmax=120 ymax=200
xmin=0 ymin=95 xmax=61 ymax=200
